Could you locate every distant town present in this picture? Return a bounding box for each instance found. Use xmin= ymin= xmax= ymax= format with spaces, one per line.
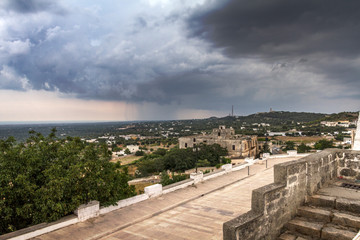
xmin=1 ymin=111 xmax=358 ymax=191
xmin=1 ymin=110 xmax=360 ymax=238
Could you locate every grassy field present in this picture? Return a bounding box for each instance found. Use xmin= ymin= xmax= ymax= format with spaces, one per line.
xmin=111 ymin=155 xmax=142 ymax=165
xmin=270 ymin=136 xmax=333 ymax=143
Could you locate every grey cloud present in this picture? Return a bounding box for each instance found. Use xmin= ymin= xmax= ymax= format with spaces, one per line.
xmin=1 ymin=0 xmax=359 ymax=117
xmin=134 ymin=70 xmax=222 ymax=103
xmin=5 ymin=0 xmax=66 ymax=14
xmin=187 ymin=0 xmax=360 ymax=58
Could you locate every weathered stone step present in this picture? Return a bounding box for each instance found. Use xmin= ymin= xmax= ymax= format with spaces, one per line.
xmin=336 ymin=198 xmax=360 ymax=214
xmin=278 ymin=232 xmax=297 ymax=240
xmin=297 ymin=206 xmax=332 ymax=222
xmin=278 ymin=232 xmax=309 ymax=240
xmin=307 ymin=195 xmax=336 ymax=209
xmin=285 ymin=218 xmax=323 ymax=238
xmin=308 ymin=195 xmax=360 ymax=214
xmin=332 ymin=212 xmax=360 ymax=229
xmin=321 ymin=226 xmax=357 ymax=240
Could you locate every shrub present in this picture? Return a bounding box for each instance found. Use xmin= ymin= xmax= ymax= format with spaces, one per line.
xmin=0 ymin=130 xmax=135 ymax=234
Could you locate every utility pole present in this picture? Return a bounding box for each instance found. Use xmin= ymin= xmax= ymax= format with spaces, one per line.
xmin=232 ymin=105 xmax=234 ymax=117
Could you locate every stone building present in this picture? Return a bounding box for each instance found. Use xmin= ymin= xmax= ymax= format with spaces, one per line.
xmin=179 ymin=126 xmax=258 ymax=158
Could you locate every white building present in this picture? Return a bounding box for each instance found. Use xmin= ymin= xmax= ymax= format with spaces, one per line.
xmin=126 ymin=145 xmax=139 ymax=153
xmin=343 ymin=137 xmax=352 ymax=145
xmin=267 ymin=132 xmax=286 ymax=137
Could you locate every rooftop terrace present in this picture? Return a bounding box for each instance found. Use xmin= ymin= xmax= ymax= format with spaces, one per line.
xmin=2 ymin=156 xmax=301 ymax=240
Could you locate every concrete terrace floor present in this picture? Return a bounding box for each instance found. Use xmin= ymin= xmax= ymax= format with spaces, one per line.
xmin=34 ymin=157 xmax=301 ymax=240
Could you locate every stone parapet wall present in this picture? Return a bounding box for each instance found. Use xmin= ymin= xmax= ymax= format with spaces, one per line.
xmin=338 ymin=151 xmax=360 ymax=180
xmin=223 ymin=149 xmax=345 ymax=240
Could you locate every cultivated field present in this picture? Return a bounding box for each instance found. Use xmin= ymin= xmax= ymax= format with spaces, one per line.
xmin=270 ymin=136 xmax=334 ymax=143
xmin=111 ymin=155 xmax=142 ymax=165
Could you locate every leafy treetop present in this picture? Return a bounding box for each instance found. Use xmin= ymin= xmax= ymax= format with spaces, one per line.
xmin=0 ymin=129 xmax=135 ymax=235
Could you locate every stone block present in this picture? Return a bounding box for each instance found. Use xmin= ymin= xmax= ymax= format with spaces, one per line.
xmin=340 ymin=168 xmax=357 ymax=177
xmin=332 ymin=212 xmax=360 ymax=229
xmin=321 ymin=226 xmax=356 ymax=240
xmin=286 ymin=218 xmax=323 ymax=238
xmin=297 ymin=206 xmax=331 ymax=222
xmin=74 ymin=200 xmax=99 ymax=222
xmin=278 ymin=233 xmax=297 ymax=240
xmin=190 ymin=172 xmax=203 ymax=184
xmin=144 ymin=184 xmax=162 ymax=198
xmin=307 ymin=195 xmax=336 ymax=208
xmin=288 ymin=176 xmax=298 ymax=185
xmin=336 ymin=198 xmax=360 ymax=214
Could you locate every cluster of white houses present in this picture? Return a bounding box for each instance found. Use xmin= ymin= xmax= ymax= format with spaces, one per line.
xmin=179 ymin=126 xmax=258 ymax=158
xmin=320 ymin=120 xmax=357 ymax=128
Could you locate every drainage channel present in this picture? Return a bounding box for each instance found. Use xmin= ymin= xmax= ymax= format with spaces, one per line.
xmin=341 ymin=183 xmax=360 ymax=190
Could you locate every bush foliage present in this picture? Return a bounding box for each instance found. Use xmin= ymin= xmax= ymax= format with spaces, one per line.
xmin=160 ymin=171 xmax=189 ymax=186
xmin=136 ymin=144 xmax=228 ymax=176
xmin=0 ymin=129 xmax=135 ymax=235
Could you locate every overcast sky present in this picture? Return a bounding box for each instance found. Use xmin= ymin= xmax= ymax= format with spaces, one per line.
xmin=0 ymin=0 xmax=359 ymax=122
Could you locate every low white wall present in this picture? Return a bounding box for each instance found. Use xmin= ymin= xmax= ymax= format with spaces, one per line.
xmin=222 ymin=164 xmax=232 ymax=172
xmin=203 ymin=170 xmax=226 ymax=181
xmin=74 ymin=200 xmax=99 ymax=222
xmin=190 ymin=172 xmax=204 ymax=184
xmin=354 ymin=231 xmax=360 ymax=240
xmin=231 ymin=161 xmax=254 ymax=172
xmin=287 ymin=150 xmax=297 ymax=156
xmin=144 ymin=184 xmax=162 ymax=198
xmin=99 ymin=194 xmax=149 ymax=215
xmin=162 ymin=180 xmax=194 ymax=194
xmin=268 ymin=153 xmax=310 ymax=159
xmin=6 ymin=216 xmax=79 ymax=240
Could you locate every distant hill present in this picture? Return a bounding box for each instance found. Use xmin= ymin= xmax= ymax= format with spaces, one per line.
xmin=238 ymin=111 xmax=327 ymax=124
xmin=318 ymin=112 xmax=359 ymax=122
xmin=1 ymin=111 xmax=358 ymax=141
xmin=194 ymin=111 xmax=326 ymax=127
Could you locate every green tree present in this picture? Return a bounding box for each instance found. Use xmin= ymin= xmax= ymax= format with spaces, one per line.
xmin=135 ymin=150 xmax=145 ymax=156
xmin=135 ymin=144 xmax=227 ymax=176
xmin=335 ymin=134 xmax=344 ymax=141
xmin=160 ymin=171 xmax=189 ymax=186
xmin=153 ymin=148 xmax=167 ymax=156
xmin=0 ymin=130 xmax=135 ymax=235
xmin=163 ymin=148 xmax=196 ymax=172
xmin=297 ymin=143 xmax=311 ymax=153
xmin=196 ymin=144 xmax=228 ymax=166
xmin=124 ymin=148 xmax=131 ymax=155
xmin=283 ymin=141 xmax=295 ymax=152
xmin=314 ymin=139 xmax=334 ymax=150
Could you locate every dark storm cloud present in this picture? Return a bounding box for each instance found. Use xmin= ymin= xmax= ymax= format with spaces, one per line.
xmin=5 ymin=0 xmax=66 ymax=14
xmin=1 ymin=0 xmax=359 ymax=117
xmin=188 ymin=0 xmax=360 ymax=58
xmin=134 ymin=70 xmax=222 ymax=103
